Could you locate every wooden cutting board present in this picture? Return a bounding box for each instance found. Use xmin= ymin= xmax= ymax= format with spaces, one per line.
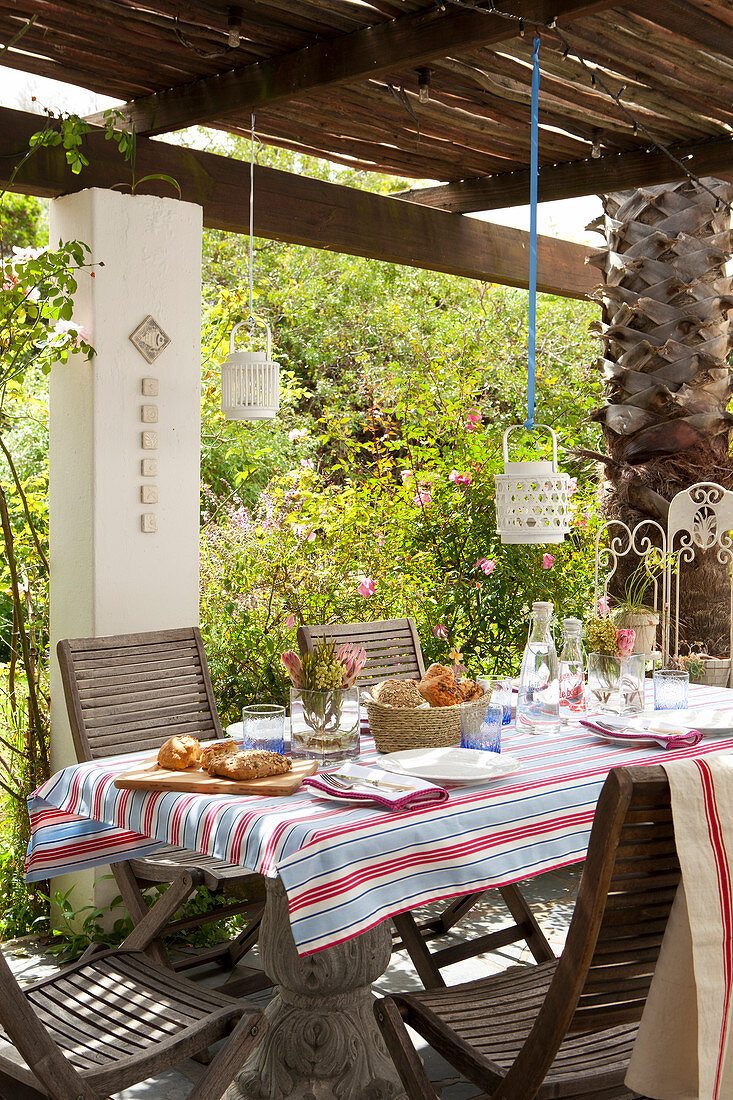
xmin=114 ymin=758 xmax=318 ymax=796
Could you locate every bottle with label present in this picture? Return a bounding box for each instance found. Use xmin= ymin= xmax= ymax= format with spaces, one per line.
xmin=516 ymin=601 xmax=560 ymax=735
xmin=559 ymin=617 xmax=587 ymax=718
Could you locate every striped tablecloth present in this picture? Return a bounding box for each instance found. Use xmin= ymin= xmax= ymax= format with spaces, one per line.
xmin=26 ymin=683 xmax=733 ymax=956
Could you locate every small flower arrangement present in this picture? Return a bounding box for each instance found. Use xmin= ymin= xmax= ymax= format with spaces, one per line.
xmin=585 ymin=615 xmax=636 ymax=658
xmin=281 ymin=640 xmax=367 ymax=691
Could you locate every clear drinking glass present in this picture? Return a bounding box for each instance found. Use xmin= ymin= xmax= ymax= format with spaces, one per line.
xmin=242 ymin=704 xmax=286 ymax=754
xmin=477 ymin=677 xmax=513 ymax=726
xmin=460 ymin=699 xmax=503 ymax=753
xmin=653 ymin=669 xmax=689 ymax=711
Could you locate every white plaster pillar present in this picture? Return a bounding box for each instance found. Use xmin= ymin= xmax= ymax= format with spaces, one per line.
xmin=48 ymin=188 xmax=202 ymax=911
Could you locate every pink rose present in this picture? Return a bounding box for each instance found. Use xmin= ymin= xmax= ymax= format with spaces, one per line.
xmin=357 ymin=576 xmax=376 ymax=598
xmin=475 ymin=557 xmax=496 ymax=575
xmin=400 ymin=469 xmax=413 ymax=483
xmin=567 ymin=477 xmax=578 ymax=496
xmin=465 ymin=408 xmax=482 ymax=432
xmin=413 ymin=486 xmax=432 ymax=507
xmin=288 ymin=427 xmax=307 ymax=443
xmin=597 ymin=594 xmax=610 ymax=616
xmin=616 ymin=628 xmax=636 ymax=657
xmin=432 ymin=624 xmax=448 ymax=640
xmin=542 ymin=553 xmax=555 ymax=569
xmin=449 ymin=470 xmax=472 ymax=487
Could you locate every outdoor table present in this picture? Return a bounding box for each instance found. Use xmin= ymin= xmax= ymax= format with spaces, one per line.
xmin=25 ymin=682 xmax=733 ymax=1100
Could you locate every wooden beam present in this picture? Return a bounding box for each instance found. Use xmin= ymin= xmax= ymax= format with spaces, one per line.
xmin=87 ymin=0 xmax=621 ymax=137
xmin=0 ymin=107 xmax=594 ymax=299
xmin=401 ymin=135 xmax=733 ymax=212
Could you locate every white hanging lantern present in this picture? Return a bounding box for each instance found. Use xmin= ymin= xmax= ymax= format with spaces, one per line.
xmin=221 ymin=318 xmax=280 ymax=421
xmin=494 ymin=424 xmax=571 ymax=544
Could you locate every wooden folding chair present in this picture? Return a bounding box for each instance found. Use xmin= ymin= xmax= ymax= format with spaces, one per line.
xmin=0 ymin=884 xmax=265 ymax=1100
xmin=57 ymin=627 xmax=267 ymax=994
xmin=375 ymin=764 xmax=678 ymax=1098
xmin=297 ymin=617 xmax=553 ymax=988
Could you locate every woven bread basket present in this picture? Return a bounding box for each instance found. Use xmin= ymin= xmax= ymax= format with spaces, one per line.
xmin=364 ymin=695 xmax=493 ymax=754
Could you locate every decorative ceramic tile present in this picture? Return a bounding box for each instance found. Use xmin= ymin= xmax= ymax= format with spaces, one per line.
xmin=129 ymin=316 xmax=171 ymax=364
xmin=141 ymin=405 xmax=159 ymax=423
xmin=141 ymin=458 xmax=158 ymax=476
xmin=142 ymin=377 xmax=159 ymax=396
xmin=141 ymin=431 xmax=158 ymax=450
xmin=141 ymin=485 xmax=159 ymax=504
xmin=141 ymin=513 xmax=158 ymax=533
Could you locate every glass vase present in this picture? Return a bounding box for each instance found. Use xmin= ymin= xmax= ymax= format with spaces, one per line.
xmin=587 ymin=653 xmax=645 ymax=716
xmin=290 ymin=687 xmax=360 ymax=764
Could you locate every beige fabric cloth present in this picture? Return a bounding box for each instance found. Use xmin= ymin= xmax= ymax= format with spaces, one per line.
xmin=626 ymin=754 xmax=733 ymax=1100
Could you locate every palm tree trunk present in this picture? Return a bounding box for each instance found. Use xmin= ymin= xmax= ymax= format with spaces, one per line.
xmin=590 ymin=177 xmax=733 ymax=654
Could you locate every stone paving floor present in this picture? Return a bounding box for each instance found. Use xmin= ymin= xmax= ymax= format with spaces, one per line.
xmin=4 ymin=866 xmax=581 ymax=1098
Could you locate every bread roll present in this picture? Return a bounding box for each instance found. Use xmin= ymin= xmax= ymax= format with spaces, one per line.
xmin=373 ymin=679 xmax=423 ymax=708
xmin=417 ymin=675 xmax=463 ymax=707
xmin=422 ymin=662 xmax=454 ymax=681
xmin=200 ymin=739 xmax=238 ymax=768
xmin=458 ymin=679 xmax=485 ymax=702
xmin=206 ymin=750 xmax=291 ymax=781
xmin=157 ymin=735 xmax=201 ymax=771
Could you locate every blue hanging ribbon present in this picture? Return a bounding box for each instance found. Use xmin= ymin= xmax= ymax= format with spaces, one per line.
xmin=525 ymin=36 xmax=541 ymax=433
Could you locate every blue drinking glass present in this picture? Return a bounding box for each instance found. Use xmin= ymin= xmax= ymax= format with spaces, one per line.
xmin=460 ymin=700 xmax=503 ymax=753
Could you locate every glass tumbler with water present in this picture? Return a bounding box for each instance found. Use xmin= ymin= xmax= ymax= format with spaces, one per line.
xmin=242 ymin=704 xmax=286 ymax=754
xmin=516 ymin=600 xmax=560 ymax=735
xmin=559 ymin=617 xmax=587 ymax=718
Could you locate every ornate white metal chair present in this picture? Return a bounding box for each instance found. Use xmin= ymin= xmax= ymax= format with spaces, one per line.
xmin=665 ymin=482 xmax=733 ymax=685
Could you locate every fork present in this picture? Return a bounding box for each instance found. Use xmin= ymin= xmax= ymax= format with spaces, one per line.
xmin=319 ymin=772 xmax=414 ymax=793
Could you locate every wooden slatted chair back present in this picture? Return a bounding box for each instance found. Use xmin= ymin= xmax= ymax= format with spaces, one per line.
xmin=496 ymin=765 xmax=678 ymax=1099
xmin=57 ymin=627 xmax=224 ymax=762
xmin=569 ymin=765 xmax=679 ymax=1032
xmin=297 ymin=618 xmax=426 ymax=688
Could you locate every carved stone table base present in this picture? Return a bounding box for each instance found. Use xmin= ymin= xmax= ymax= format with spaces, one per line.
xmin=225 ymin=877 xmax=407 ymax=1100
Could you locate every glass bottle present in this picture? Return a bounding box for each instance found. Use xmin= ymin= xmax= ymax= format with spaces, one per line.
xmin=559 ymin=617 xmax=587 ymax=718
xmin=516 ymin=601 xmax=560 ymax=735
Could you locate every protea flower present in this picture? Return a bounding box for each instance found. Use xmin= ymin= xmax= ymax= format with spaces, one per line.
xmin=336 ymin=642 xmax=367 ymax=688
xmin=281 ymin=649 xmax=305 ymax=688
xmin=616 ymin=629 xmax=636 ymax=657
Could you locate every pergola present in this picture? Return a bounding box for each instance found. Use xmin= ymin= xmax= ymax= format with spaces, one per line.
xmin=3 ymin=0 xmax=733 ymax=300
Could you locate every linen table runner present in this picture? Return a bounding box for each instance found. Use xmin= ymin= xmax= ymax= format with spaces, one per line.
xmin=626 ymin=753 xmax=733 ymax=1100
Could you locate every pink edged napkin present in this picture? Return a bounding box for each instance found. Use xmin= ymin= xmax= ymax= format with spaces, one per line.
xmin=579 ymin=717 xmax=703 ymax=749
xmin=302 ymin=761 xmax=449 ymax=811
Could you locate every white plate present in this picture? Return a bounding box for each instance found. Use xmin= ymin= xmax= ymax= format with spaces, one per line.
xmin=628 ymin=708 xmax=733 ymax=738
xmin=380 ymin=747 xmax=520 ymax=784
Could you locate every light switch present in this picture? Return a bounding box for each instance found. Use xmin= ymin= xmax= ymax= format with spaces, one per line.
xmin=141 ymin=513 xmax=158 ymax=533
xmin=141 ymin=485 xmax=158 ymax=504
xmin=141 ymin=405 xmax=158 ymax=424
xmin=142 ymin=377 xmax=159 ymax=397
xmin=141 ymin=431 xmax=158 ymax=450
xmin=141 ymin=458 xmax=158 ymax=476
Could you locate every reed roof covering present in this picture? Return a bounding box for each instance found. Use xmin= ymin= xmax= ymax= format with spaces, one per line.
xmin=2 ymin=1 xmax=733 ymax=208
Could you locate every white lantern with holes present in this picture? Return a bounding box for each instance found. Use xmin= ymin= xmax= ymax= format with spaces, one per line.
xmin=494 ymin=424 xmax=571 ymax=544
xmin=221 ymin=318 xmax=280 ymax=421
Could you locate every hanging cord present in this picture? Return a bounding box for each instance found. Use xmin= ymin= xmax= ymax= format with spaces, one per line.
xmin=248 ymin=111 xmax=255 ymax=327
xmin=525 ymin=36 xmax=540 ymax=433
xmin=439 ymin=0 xmax=732 ymax=216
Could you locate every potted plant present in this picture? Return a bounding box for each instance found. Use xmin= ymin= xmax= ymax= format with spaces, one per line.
xmin=612 ymin=554 xmax=663 ymax=657
xmin=672 ymin=646 xmax=731 ymax=688
xmin=585 ymin=616 xmax=645 ymax=715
